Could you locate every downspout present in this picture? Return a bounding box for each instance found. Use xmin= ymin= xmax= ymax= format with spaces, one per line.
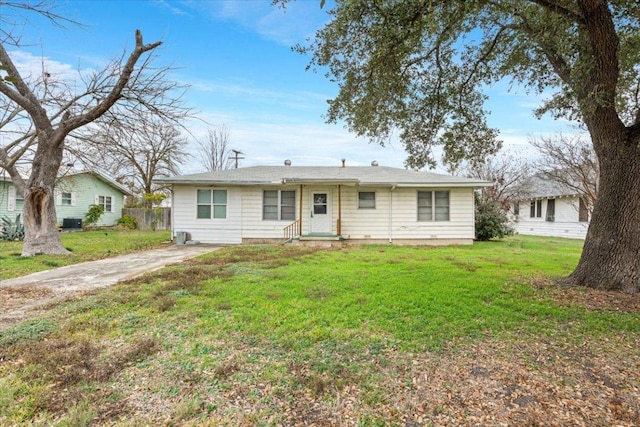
xmin=170 ymin=185 xmax=175 ymax=241
xmin=388 ymin=185 xmax=396 ymax=243
xmin=337 ymin=184 xmax=342 ymax=236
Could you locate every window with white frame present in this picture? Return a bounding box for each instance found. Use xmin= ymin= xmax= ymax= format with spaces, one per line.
xmin=263 ymin=190 xmax=296 ymax=220
xmin=197 ymin=189 xmax=227 ymax=219
xmin=417 ymin=191 xmax=450 ymax=221
xmin=7 ymin=186 xmax=23 ymax=212
xmin=358 ymin=191 xmax=376 ymax=209
xmin=97 ymin=195 xmax=113 ymax=212
xmin=61 ymin=192 xmax=73 ymax=205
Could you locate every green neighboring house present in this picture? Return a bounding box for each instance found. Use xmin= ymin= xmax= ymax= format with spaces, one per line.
xmin=0 ymin=170 xmax=133 ymax=227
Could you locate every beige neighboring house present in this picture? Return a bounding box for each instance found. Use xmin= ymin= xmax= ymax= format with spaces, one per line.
xmin=155 ymin=163 xmax=491 ymax=245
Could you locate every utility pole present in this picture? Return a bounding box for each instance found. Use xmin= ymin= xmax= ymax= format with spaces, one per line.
xmin=231 ymin=149 xmax=244 ymax=169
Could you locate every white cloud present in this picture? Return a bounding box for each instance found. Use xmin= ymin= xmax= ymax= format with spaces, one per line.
xmin=181 ymin=0 xmax=329 ymax=46
xmin=7 ymin=50 xmax=84 ymax=82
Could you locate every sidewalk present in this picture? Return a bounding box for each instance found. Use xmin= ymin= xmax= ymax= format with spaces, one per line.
xmin=0 ymin=244 xmax=220 ymax=329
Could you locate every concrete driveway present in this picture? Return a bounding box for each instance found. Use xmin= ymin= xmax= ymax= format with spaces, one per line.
xmin=0 ymin=244 xmax=221 ymax=329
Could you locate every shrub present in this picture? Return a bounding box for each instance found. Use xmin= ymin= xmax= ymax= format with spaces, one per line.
xmin=475 ymin=194 xmax=514 ymax=241
xmin=84 ymin=204 xmax=104 ymax=227
xmin=116 ymin=215 xmax=138 ymax=230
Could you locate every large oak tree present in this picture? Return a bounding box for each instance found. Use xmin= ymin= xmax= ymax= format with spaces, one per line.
xmin=291 ymin=0 xmax=640 ymax=292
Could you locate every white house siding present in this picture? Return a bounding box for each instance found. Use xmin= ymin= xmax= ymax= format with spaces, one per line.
xmin=240 ymin=186 xmax=301 ymax=240
xmin=172 ymin=185 xmax=242 ymax=244
xmin=334 ymin=186 xmax=475 ymax=242
xmin=513 ymin=197 xmax=588 ymax=239
xmin=171 ymin=184 xmax=478 ymax=244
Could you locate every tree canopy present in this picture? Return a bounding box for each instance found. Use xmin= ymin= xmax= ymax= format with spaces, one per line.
xmin=295 ymin=0 xmax=640 ymax=169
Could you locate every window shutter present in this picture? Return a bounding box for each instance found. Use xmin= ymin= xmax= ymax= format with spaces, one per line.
xmin=55 ymin=190 xmax=62 ymax=206
xmin=8 ymin=186 xmax=16 ymax=211
xmin=94 ymin=194 xmax=99 ymax=205
xmin=71 ymin=192 xmax=77 ymax=207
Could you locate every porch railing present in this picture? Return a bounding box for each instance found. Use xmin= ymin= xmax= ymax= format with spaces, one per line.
xmin=283 ymin=219 xmax=301 ymax=240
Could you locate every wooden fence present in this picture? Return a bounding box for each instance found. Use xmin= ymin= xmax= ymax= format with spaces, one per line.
xmin=122 ymin=208 xmax=171 ymax=230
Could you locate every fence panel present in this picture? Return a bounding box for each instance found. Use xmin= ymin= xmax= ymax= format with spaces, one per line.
xmin=121 ymin=208 xmax=171 ymax=230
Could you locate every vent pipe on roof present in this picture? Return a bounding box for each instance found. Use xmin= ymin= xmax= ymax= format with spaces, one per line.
xmin=341 ymin=158 xmax=346 ymax=167
xmin=371 ymin=160 xmax=379 ymax=167
xmin=284 ymin=159 xmax=292 ymax=166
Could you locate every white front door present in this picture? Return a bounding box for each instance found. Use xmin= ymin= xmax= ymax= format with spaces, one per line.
xmin=310 ymin=191 xmax=332 ymax=234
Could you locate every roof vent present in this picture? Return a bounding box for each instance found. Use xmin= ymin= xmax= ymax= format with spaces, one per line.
xmin=341 ymin=158 xmax=346 ymax=167
xmin=371 ymin=160 xmax=379 ymax=167
xmin=284 ymin=159 xmax=292 ymax=166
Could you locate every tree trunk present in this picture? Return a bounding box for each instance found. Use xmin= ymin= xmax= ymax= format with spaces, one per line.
xmin=565 ymin=132 xmax=640 ymax=293
xmin=21 ymin=141 xmax=70 ymax=256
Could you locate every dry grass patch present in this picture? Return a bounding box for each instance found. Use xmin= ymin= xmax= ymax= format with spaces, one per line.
xmin=0 ymin=286 xmax=54 ymax=311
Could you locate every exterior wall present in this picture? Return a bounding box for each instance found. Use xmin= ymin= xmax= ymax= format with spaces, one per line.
xmin=171 ymin=185 xmax=242 ymax=244
xmin=338 ymin=186 xmax=476 ymax=241
xmin=0 ymin=181 xmax=20 ymax=221
xmin=241 ymin=185 xmax=300 ymax=240
xmin=512 ymin=196 xmax=588 ymax=239
xmin=171 ymin=184 xmax=477 ymax=244
xmin=54 ymin=173 xmax=127 ymax=226
xmin=0 ymin=174 xmax=127 ymax=227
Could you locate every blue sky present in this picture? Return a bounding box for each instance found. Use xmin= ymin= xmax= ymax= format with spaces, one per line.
xmin=7 ymin=0 xmax=573 ymax=172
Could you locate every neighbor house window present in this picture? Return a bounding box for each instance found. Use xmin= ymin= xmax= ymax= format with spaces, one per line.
xmin=579 ymin=198 xmax=589 ymax=222
xmin=417 ymin=191 xmax=450 ymax=221
xmin=513 ymin=202 xmax=520 ymax=216
xmin=97 ymin=195 xmax=113 ymax=213
xmin=530 ymin=200 xmax=542 ymax=218
xmin=197 ymin=189 xmax=227 ymax=219
xmin=61 ymin=192 xmax=72 ymax=206
xmin=358 ymin=191 xmax=376 ymax=209
xmin=546 ymin=199 xmax=555 ymax=222
xmin=263 ymin=190 xmax=296 ymax=220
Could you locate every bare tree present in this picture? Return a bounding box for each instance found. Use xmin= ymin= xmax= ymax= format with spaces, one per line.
xmin=530 ymin=133 xmax=599 ymax=216
xmin=196 ymin=124 xmax=235 ymax=172
xmin=458 ymin=155 xmax=533 ymax=211
xmin=0 ymin=22 xmax=188 ymax=255
xmin=69 ymin=110 xmax=190 ymax=205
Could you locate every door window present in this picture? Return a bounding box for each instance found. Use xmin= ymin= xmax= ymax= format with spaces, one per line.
xmin=313 ymin=193 xmax=327 ymax=215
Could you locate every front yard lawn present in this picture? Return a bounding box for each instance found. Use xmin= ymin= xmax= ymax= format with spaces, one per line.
xmin=1 ymin=236 xmax=639 ymax=425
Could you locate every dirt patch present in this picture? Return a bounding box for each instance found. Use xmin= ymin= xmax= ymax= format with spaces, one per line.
xmin=0 ymin=286 xmax=54 ymax=310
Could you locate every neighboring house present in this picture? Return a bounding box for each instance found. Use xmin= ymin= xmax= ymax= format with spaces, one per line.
xmin=0 ymin=170 xmax=133 ymax=227
xmin=155 ymin=163 xmax=491 ymax=245
xmin=511 ymin=175 xmax=590 ymax=239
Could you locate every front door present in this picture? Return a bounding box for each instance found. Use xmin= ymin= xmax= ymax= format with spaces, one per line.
xmin=310 ymin=191 xmax=332 ymax=234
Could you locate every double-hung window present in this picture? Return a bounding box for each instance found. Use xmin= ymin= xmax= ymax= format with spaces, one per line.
xmin=197 ymin=189 xmax=227 ymax=219
xmin=263 ymin=190 xmax=296 ymax=220
xmin=61 ymin=192 xmax=73 ymax=206
xmin=358 ymin=191 xmax=376 ymax=209
xmin=97 ymin=195 xmax=113 ymax=213
xmin=530 ymin=200 xmax=542 ymax=218
xmin=417 ymin=191 xmax=450 ymax=221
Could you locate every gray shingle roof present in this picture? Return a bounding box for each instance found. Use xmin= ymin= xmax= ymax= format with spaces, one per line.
xmin=156 ymin=166 xmax=492 ymax=187
xmin=522 ymin=174 xmax=582 ymax=199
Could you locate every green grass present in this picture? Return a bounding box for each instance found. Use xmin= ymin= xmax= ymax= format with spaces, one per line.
xmin=0 ymin=229 xmax=171 ymax=280
xmin=1 ymin=236 xmax=639 ymax=426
